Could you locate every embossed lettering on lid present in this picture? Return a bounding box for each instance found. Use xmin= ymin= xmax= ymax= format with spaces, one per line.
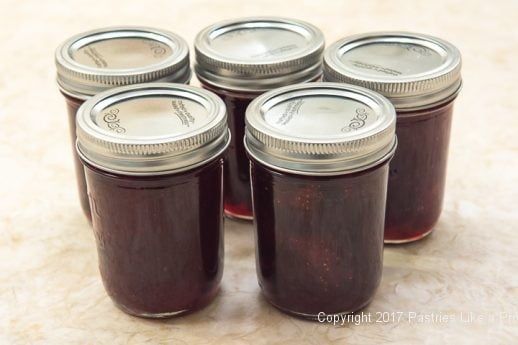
xmin=73 ymin=38 xmax=172 ymax=69
xmin=324 ymin=32 xmax=462 ymax=110
xmin=245 ymin=83 xmax=397 ymax=175
xmin=76 ymin=84 xmax=230 ymax=175
xmin=55 ymin=27 xmax=191 ymax=98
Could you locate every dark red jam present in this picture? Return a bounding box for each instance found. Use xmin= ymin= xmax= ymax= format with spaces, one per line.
xmin=62 ymin=93 xmax=90 ymax=221
xmin=250 ymin=158 xmax=390 ymax=317
xmin=75 ymin=83 xmax=228 ymax=317
xmin=244 ymin=83 xmax=396 ymax=319
xmin=194 ymin=17 xmax=325 ymax=220
xmin=56 ymin=27 xmax=191 ymax=223
xmin=384 ymin=100 xmax=454 ymax=243
xmin=200 ymin=83 xmax=256 ymax=219
xmin=323 ymin=32 xmax=462 ymax=243
xmin=83 ymin=157 xmax=224 ymax=317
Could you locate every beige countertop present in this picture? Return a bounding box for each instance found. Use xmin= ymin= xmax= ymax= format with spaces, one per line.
xmin=1 ymin=0 xmax=517 ymax=344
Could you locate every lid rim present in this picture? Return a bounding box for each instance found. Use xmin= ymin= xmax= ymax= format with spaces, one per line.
xmin=55 ymin=26 xmax=191 ymax=95
xmin=245 ymin=133 xmax=397 ymax=176
xmin=323 ymin=31 xmax=462 ymax=109
xmin=77 ymin=129 xmax=230 ymax=176
xmin=195 ymin=62 xmax=322 ymax=93
xmin=244 ymin=82 xmax=397 ymax=174
xmin=75 ymin=83 xmax=229 ymax=174
xmin=194 ymin=16 xmax=325 ymax=90
xmin=57 ymin=69 xmax=192 ymax=99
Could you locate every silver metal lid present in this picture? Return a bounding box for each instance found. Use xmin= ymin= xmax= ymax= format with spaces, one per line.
xmin=245 ymin=83 xmax=396 ymax=175
xmin=56 ymin=26 xmax=191 ymax=99
xmin=194 ymin=17 xmax=325 ymax=92
xmin=76 ymin=83 xmax=230 ymax=175
xmin=324 ymin=32 xmax=462 ymax=110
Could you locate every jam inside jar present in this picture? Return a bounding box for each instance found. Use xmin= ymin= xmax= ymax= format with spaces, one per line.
xmin=76 ymin=84 xmax=229 ymax=317
xmin=55 ymin=26 xmax=191 ymax=221
xmin=385 ymin=101 xmax=454 ymax=242
xmin=324 ymin=31 xmax=462 ymax=243
xmin=195 ymin=17 xmax=325 ymax=220
xmin=250 ymin=158 xmax=390 ymax=317
xmin=198 ymin=85 xmax=257 ymax=219
xmin=245 ymin=83 xmax=396 ymax=319
xmin=84 ymin=156 xmax=224 ymax=316
xmin=63 ymin=93 xmax=91 ymax=220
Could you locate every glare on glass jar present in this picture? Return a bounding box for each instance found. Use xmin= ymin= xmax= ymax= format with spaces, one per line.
xmin=245 ymin=83 xmax=396 ymax=319
xmin=324 ymin=32 xmax=462 ymax=243
xmin=55 ymin=26 xmax=191 ymax=222
xmin=194 ymin=17 xmax=324 ymax=220
xmin=75 ymin=83 xmax=230 ymax=318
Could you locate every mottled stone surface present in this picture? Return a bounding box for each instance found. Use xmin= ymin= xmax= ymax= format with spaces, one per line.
xmin=1 ymin=0 xmax=517 ymax=344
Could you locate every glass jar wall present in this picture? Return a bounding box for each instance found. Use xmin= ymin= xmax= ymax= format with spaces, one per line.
xmin=245 ymin=83 xmax=396 ymax=318
xmin=250 ymin=159 xmax=391 ymax=316
xmin=385 ymin=101 xmax=455 ymax=242
xmin=324 ymin=32 xmax=462 ymax=243
xmin=55 ymin=26 xmax=191 ymax=221
xmin=75 ymin=84 xmax=229 ymax=317
xmin=195 ymin=17 xmax=325 ymax=219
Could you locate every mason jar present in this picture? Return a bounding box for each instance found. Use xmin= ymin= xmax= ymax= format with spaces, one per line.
xmin=324 ymin=32 xmax=462 ymax=243
xmin=76 ymin=83 xmax=229 ymax=318
xmin=55 ymin=26 xmax=191 ymax=222
xmin=194 ymin=17 xmax=324 ymax=220
xmin=245 ymin=83 xmax=396 ymax=319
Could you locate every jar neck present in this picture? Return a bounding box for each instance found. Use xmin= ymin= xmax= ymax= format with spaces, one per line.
xmin=80 ymin=150 xmax=224 ymax=181
xmin=395 ymin=97 xmax=456 ymax=119
xmin=196 ymin=71 xmax=323 ymax=97
xmin=245 ymin=137 xmax=397 ymax=178
xmin=199 ymin=80 xmax=261 ymax=99
xmin=249 ymin=153 xmax=393 ymax=180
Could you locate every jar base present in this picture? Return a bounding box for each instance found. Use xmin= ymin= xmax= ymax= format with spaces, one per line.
xmin=115 ymin=304 xmax=190 ymax=319
xmin=384 ymin=227 xmax=434 ymax=244
xmin=110 ymin=286 xmax=221 ymax=319
xmin=262 ymin=294 xmax=374 ymax=321
xmin=224 ymin=208 xmax=253 ymax=221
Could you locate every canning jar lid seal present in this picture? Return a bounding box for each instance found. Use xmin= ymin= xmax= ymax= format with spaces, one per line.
xmin=194 ymin=17 xmax=325 ymax=92
xmin=55 ymin=26 xmax=191 ymax=99
xmin=76 ymin=83 xmax=230 ymax=175
xmin=245 ymin=82 xmax=396 ymax=175
xmin=323 ymin=31 xmax=462 ymax=110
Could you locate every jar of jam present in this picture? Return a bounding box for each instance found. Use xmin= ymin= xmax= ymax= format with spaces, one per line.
xmin=324 ymin=32 xmax=462 ymax=243
xmin=245 ymin=83 xmax=396 ymax=319
xmin=194 ymin=17 xmax=325 ymax=220
xmin=75 ymin=83 xmax=230 ymax=318
xmin=55 ymin=26 xmax=191 ymax=222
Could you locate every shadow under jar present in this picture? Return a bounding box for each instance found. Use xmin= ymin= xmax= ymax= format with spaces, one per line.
xmin=75 ymin=83 xmax=230 ymax=318
xmin=194 ymin=17 xmax=325 ymax=220
xmin=245 ymin=83 xmax=397 ymax=319
xmin=324 ymin=32 xmax=462 ymax=243
xmin=55 ymin=26 xmax=191 ymax=222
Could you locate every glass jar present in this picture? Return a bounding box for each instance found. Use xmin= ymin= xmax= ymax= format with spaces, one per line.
xmin=75 ymin=84 xmax=230 ymax=318
xmin=324 ymin=32 xmax=462 ymax=243
xmin=194 ymin=17 xmax=325 ymax=220
xmin=245 ymin=83 xmax=396 ymax=319
xmin=55 ymin=26 xmax=191 ymax=222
